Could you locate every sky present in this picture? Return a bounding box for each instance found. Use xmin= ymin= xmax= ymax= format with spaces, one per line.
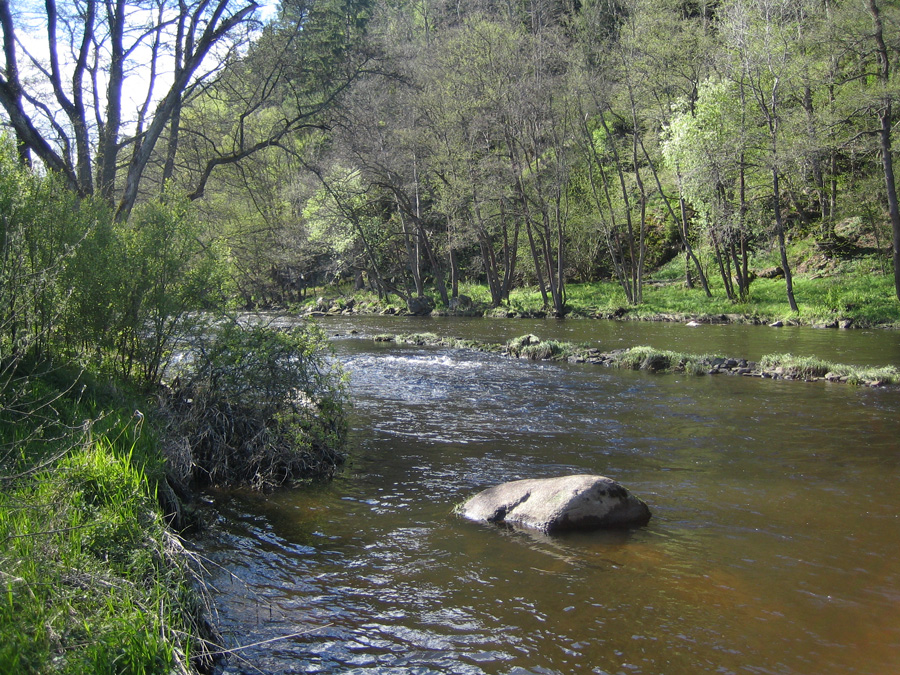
xmin=8 ymin=0 xmax=277 ymax=140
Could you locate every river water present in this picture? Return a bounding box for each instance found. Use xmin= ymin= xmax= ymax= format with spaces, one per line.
xmin=199 ymin=317 xmax=900 ymax=675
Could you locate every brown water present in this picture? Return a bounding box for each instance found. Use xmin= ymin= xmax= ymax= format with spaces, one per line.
xmin=199 ymin=317 xmax=900 ymax=675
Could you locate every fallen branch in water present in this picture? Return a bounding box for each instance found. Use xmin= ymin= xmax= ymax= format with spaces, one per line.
xmin=204 ymin=624 xmax=335 ymax=657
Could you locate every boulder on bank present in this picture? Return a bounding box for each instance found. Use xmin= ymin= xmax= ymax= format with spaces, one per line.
xmin=407 ymin=296 xmax=434 ymax=316
xmin=457 ymin=475 xmax=651 ymax=533
xmin=449 ymin=294 xmax=473 ymax=310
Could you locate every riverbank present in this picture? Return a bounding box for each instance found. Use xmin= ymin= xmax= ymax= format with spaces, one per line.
xmin=372 ymin=332 xmax=900 ymax=387
xmin=293 ymin=260 xmax=900 ymax=329
xmin=0 ymin=368 xmax=216 ymax=674
xmin=0 ymin=320 xmax=350 ymax=674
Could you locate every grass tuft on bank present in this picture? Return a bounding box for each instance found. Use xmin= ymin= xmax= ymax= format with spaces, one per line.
xmin=612 ymin=346 xmax=717 ymax=376
xmin=758 ymin=353 xmax=900 ymax=385
xmin=506 ymin=334 xmax=578 ymax=360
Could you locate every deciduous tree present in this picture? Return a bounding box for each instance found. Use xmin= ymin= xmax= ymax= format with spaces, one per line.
xmin=0 ymin=0 xmax=259 ymax=219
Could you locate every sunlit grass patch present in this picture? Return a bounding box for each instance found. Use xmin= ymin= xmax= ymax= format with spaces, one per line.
xmin=0 ymin=374 xmax=212 ymax=674
xmin=295 ymin=251 xmax=900 ymax=328
xmin=0 ymin=439 xmax=207 ymax=674
xmin=613 ymin=345 xmax=717 ymax=375
xmin=759 ymin=353 xmax=900 ymax=385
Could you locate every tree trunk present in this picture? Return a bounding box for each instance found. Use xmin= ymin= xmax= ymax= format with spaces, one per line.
xmin=739 ymin=156 xmax=749 ymax=299
xmin=599 ymin=115 xmax=641 ymax=304
xmin=448 ymin=221 xmax=459 ymax=299
xmin=578 ymin=111 xmax=635 ymax=304
xmin=414 ymin=216 xmax=449 ymax=306
xmin=773 ymin=169 xmax=799 ymax=311
xmin=507 ymin=156 xmax=546 ymax=307
xmin=710 ymin=231 xmax=734 ymax=301
xmin=473 ymin=201 xmax=503 ymax=306
xmin=397 ymin=207 xmax=424 ymax=298
xmin=99 ymin=0 xmax=126 ymax=201
xmin=498 ymin=204 xmax=520 ymax=303
xmin=642 ymin=133 xmax=710 ymax=296
xmin=524 ymin=219 xmax=550 ymax=309
xmin=877 ymin=107 xmax=900 ymax=301
xmin=866 ymin=0 xmax=900 ymax=301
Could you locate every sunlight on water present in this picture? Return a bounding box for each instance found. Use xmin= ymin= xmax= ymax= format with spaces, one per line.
xmin=199 ymin=317 xmax=900 ymax=675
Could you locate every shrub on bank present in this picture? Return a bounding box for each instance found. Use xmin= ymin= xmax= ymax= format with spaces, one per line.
xmin=160 ymin=318 xmax=349 ymax=492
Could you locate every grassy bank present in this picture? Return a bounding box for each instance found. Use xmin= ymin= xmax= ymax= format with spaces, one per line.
xmin=0 ymin=368 xmax=213 ymax=674
xmin=0 ymin=320 xmax=350 ymax=674
xmin=298 ymin=244 xmax=900 ymax=328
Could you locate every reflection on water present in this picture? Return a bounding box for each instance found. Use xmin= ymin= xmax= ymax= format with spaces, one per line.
xmin=198 ymin=318 xmax=900 ymax=675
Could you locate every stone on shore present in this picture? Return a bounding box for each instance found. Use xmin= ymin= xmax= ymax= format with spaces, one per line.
xmin=407 ymin=296 xmax=434 ymax=316
xmin=457 ymin=475 xmax=652 ymax=533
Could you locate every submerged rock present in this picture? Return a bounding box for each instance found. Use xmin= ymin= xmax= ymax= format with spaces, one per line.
xmin=457 ymin=475 xmax=652 ymax=534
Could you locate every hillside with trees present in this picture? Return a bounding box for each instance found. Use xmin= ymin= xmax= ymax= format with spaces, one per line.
xmin=144 ymin=0 xmax=900 ymax=321
xmin=4 ymin=0 xmax=897 ymax=319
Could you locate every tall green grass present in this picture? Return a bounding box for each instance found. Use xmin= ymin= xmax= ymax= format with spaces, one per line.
xmin=612 ymin=345 xmax=716 ymax=375
xmin=0 ymin=373 xmax=210 ymax=674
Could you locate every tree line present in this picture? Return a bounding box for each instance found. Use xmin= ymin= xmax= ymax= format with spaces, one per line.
xmin=1 ymin=0 xmax=899 ymax=316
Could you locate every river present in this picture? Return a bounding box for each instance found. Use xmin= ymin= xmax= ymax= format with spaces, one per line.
xmin=197 ymin=316 xmax=900 ymax=675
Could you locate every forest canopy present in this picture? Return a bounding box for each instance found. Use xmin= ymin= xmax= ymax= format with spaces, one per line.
xmin=1 ymin=0 xmax=899 ymax=312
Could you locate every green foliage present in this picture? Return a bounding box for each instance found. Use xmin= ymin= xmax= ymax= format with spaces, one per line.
xmin=107 ymin=192 xmax=225 ymax=383
xmin=662 ymin=78 xmax=747 ymax=230
xmin=0 ymin=377 xmax=209 ymax=675
xmin=160 ymin=318 xmax=348 ymax=490
xmin=245 ymin=0 xmax=900 ymax=312
xmin=0 ymin=137 xmax=97 ymax=360
xmin=0 ymin=136 xmax=226 ymax=384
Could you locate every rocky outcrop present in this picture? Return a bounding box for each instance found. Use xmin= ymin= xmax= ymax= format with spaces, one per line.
xmin=758 ymin=266 xmax=785 ymax=279
xmin=448 ymin=294 xmax=473 ymax=311
xmin=457 ymin=475 xmax=652 ymax=534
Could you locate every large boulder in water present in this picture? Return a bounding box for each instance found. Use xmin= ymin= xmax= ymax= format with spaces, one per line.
xmin=457 ymin=475 xmax=651 ymax=533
